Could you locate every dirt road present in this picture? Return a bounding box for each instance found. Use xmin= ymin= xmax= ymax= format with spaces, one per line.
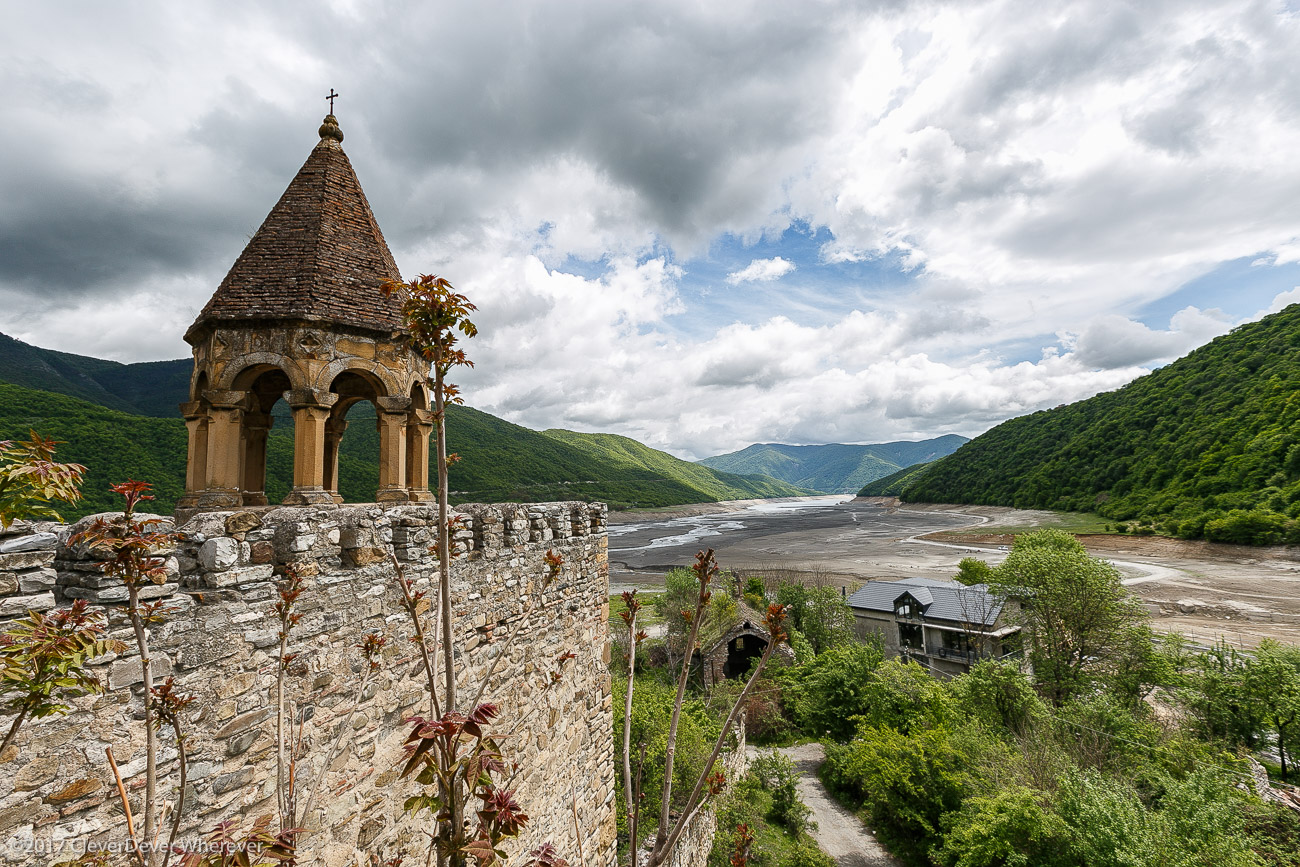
xmin=753 ymin=743 xmax=900 ymax=867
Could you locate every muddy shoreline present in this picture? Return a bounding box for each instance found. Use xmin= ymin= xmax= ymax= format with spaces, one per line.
xmin=607 ymin=498 xmax=1300 ymax=648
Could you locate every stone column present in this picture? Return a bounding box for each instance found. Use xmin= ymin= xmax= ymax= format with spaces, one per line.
xmin=406 ymin=409 xmax=434 ymax=502
xmin=198 ymin=390 xmax=248 ymax=509
xmin=376 ymin=411 xmax=410 ymax=503
xmin=324 ymin=415 xmax=348 ymax=504
xmin=241 ymin=410 xmax=272 ymax=506
xmin=375 ymin=395 xmax=412 ymax=503
xmin=283 ymin=388 xmax=338 ymax=505
xmin=177 ymin=400 xmax=209 ymax=510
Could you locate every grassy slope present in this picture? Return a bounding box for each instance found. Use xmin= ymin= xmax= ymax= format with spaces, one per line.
xmin=700 ymin=436 xmax=968 ymax=493
xmin=899 ymin=303 xmax=1300 ymax=542
xmin=540 ymin=429 xmax=818 ymax=501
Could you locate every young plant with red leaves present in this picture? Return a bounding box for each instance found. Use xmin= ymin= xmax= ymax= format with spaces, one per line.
xmin=729 ymin=824 xmax=754 ymax=867
xmin=273 ymin=565 xmax=305 ymax=833
xmin=0 ymin=600 xmax=126 ymax=755
xmin=381 ymin=273 xmax=476 ymax=715
xmin=174 ymin=814 xmax=297 ymax=866
xmin=0 ymin=430 xmax=85 ymax=529
xmin=623 ymin=549 xmax=790 ymax=867
xmin=399 ymin=702 xmax=529 ymax=867
xmin=75 ymin=480 xmax=182 ymax=867
xmin=153 ymin=676 xmax=197 ymax=867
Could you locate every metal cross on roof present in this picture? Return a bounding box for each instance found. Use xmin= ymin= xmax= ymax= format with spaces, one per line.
xmin=326 ymin=88 xmax=339 ymax=113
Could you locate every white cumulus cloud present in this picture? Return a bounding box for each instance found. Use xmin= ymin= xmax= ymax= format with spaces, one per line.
xmin=724 ymin=257 xmax=796 ymax=285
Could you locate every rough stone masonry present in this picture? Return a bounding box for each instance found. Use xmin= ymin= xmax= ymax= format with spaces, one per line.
xmin=0 ymin=500 xmax=616 ymax=867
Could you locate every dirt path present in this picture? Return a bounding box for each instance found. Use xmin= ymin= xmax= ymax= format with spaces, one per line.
xmin=761 ymin=743 xmax=900 ymax=867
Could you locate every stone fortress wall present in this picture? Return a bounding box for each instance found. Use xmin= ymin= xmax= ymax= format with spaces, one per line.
xmin=0 ymin=500 xmax=616 ymax=867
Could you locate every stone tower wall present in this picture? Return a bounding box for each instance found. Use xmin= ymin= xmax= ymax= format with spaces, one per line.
xmin=0 ymin=501 xmax=615 ymax=867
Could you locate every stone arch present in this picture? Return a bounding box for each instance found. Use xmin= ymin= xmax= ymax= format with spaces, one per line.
xmin=216 ymin=353 xmax=310 ymax=392
xmin=321 ymin=368 xmax=393 ymax=503
xmin=312 ymin=357 xmax=403 ymax=399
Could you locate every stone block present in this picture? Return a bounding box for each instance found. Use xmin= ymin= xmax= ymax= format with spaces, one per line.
xmin=0 ymin=532 xmax=59 ymax=553
xmin=18 ymin=567 xmax=57 ymax=593
xmin=249 ymin=541 xmax=275 ymax=564
xmin=213 ymin=708 xmax=271 ymax=739
xmin=224 ymin=511 xmax=262 ymax=536
xmin=199 ymin=537 xmax=240 ymax=572
xmin=0 ymin=591 xmax=55 ymax=616
xmin=206 ymin=564 xmax=274 ymax=588
xmin=108 ymin=655 xmax=172 ymax=690
xmin=45 ymin=778 xmax=102 ymax=805
xmin=211 ymin=767 xmax=254 ymax=796
xmin=0 ymin=572 xmax=16 ymax=594
xmin=0 ymin=550 xmax=53 ymax=571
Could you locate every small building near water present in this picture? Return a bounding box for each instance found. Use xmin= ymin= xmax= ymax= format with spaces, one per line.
xmin=847 ymin=577 xmax=1021 ymax=677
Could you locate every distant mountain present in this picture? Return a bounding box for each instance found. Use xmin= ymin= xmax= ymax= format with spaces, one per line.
xmin=891 ymin=303 xmax=1300 ymax=545
xmin=0 ymin=334 xmax=811 ymax=515
xmin=0 ymin=332 xmax=191 ymax=418
xmin=542 ymin=429 xmax=819 ymax=502
xmin=699 ymin=436 xmax=969 ymax=493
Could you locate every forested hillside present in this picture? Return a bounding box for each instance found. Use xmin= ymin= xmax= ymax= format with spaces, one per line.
xmin=857 ymin=460 xmax=939 ymax=497
xmin=898 ymin=303 xmax=1300 ymax=544
xmin=0 ymin=352 xmax=812 ymax=516
xmin=699 ymin=435 xmax=966 ymax=493
xmin=0 ymin=332 xmax=190 ymax=417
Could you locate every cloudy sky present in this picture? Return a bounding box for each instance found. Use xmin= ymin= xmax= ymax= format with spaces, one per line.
xmin=3 ymin=0 xmax=1300 ymax=459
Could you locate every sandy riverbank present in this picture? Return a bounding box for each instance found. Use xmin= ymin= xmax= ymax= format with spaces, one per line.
xmin=608 ymin=499 xmax=1300 ymax=648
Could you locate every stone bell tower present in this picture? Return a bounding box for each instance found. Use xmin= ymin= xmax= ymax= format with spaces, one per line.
xmin=178 ymin=113 xmax=433 ymax=511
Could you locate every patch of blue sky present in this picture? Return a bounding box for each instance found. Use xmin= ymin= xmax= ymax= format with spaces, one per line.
xmin=1137 ymin=255 xmax=1300 ymax=327
xmin=667 ymin=222 xmax=921 ymax=335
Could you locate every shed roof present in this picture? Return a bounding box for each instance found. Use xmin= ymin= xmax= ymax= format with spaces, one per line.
xmin=186 ymin=115 xmax=404 ymax=342
xmin=847 ymin=577 xmax=1005 ymax=628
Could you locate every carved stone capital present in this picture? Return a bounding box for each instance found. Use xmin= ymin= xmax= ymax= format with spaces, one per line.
xmin=376 ymin=395 xmax=412 ymax=413
xmin=283 ymin=388 xmax=339 ymax=409
xmin=204 ymin=389 xmax=250 ymax=410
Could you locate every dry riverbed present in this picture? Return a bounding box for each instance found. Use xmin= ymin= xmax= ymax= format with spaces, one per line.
xmin=610 ymin=498 xmax=1300 ymax=649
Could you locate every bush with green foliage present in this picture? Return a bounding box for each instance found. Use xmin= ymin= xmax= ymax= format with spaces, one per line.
xmin=781 ymin=640 xmax=883 ymax=741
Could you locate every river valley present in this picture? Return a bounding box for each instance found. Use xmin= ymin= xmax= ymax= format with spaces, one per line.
xmin=608 ymin=497 xmax=1300 ymax=648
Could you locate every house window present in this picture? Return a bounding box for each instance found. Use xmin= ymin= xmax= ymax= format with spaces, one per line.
xmin=898 ymin=623 xmax=923 ymax=651
xmin=941 ymin=630 xmax=973 ymax=655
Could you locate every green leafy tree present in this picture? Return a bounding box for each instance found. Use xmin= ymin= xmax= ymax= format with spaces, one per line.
xmin=985 ymin=530 xmax=1146 ymax=705
xmin=1245 ymin=640 xmax=1300 ymax=781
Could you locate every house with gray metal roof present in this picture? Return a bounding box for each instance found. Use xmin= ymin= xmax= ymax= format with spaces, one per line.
xmin=846 ymin=577 xmax=1021 ymax=677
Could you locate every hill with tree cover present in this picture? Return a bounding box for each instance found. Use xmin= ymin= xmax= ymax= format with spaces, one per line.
xmin=700 ymin=436 xmax=967 ymax=493
xmin=541 ymin=429 xmax=818 ymax=501
xmin=893 ymin=303 xmax=1300 ymax=544
xmin=0 ymin=335 xmax=813 ymax=514
xmin=0 ymin=332 xmax=191 ymax=418
xmin=857 ymin=460 xmax=941 ymax=497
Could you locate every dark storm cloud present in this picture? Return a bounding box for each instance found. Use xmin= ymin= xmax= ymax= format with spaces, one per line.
xmin=354 ymin=0 xmax=867 ymax=244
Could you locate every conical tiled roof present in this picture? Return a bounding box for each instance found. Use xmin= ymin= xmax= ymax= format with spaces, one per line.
xmin=186 ymin=115 xmax=404 ymax=342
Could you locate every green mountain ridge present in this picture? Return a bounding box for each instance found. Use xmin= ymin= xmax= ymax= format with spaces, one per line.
xmin=888 ymin=303 xmax=1300 ymax=545
xmin=0 ymin=334 xmax=812 ymax=516
xmin=700 ymin=436 xmax=968 ymax=493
